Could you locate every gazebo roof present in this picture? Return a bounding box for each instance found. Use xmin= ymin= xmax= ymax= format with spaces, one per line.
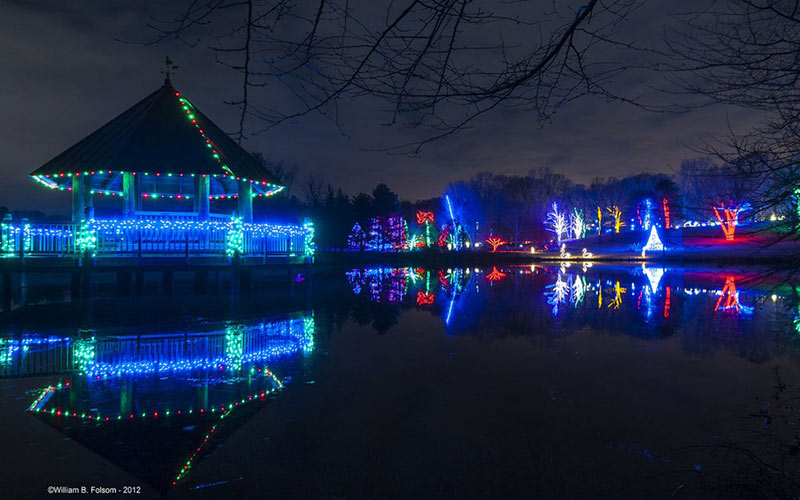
xmin=30 ymin=80 xmax=283 ymax=198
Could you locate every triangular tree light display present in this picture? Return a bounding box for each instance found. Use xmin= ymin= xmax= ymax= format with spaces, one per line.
xmin=641 ymin=226 xmax=664 ymax=257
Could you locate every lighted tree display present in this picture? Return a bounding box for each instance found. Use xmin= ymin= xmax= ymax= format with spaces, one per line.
xmin=570 ymin=208 xmax=585 ymax=240
xmin=712 ymin=203 xmax=751 ymax=241
xmin=485 ymin=237 xmax=507 ymax=252
xmin=416 ymin=211 xmax=434 ymax=225
xmin=606 ymin=206 xmax=625 ymax=233
xmin=546 ymin=202 xmax=567 ymax=243
xmin=387 ymin=216 xmax=408 ymax=251
xmin=348 ymin=216 xmax=410 ymax=251
xmin=439 ymin=220 xmax=468 ymax=250
xmin=415 ymin=210 xmax=436 ymax=247
xmin=367 ymin=218 xmax=384 ymax=250
xmin=662 ymin=198 xmax=671 ymax=228
xmin=597 ymin=206 xmax=602 ymax=235
xmin=347 ymin=222 xmax=367 ymax=251
xmin=641 ymin=198 xmax=653 ymax=230
xmin=641 ymin=226 xmax=665 ymax=257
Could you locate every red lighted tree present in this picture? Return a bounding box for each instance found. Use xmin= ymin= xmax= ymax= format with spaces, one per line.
xmin=712 ymin=203 xmax=750 ymax=241
xmin=485 ymin=237 xmax=507 ymax=252
xmin=416 ymin=211 xmax=435 ymax=225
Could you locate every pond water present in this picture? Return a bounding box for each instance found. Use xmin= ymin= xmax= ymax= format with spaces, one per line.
xmin=1 ymin=264 xmax=799 ymax=499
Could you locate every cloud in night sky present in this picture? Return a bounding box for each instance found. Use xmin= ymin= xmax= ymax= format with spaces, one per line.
xmin=0 ymin=0 xmax=764 ymax=215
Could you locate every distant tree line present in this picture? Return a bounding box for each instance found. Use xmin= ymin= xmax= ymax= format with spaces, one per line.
xmin=256 ymin=154 xmax=795 ymax=252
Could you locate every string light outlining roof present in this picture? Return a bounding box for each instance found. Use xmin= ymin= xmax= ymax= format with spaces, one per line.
xmin=29 ymin=80 xmax=283 ymax=197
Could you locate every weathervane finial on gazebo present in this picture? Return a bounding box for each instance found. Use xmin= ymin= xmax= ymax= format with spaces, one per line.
xmin=162 ymin=56 xmax=178 ymax=85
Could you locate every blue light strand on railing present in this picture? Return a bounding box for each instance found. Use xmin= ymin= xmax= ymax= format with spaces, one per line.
xmin=1 ymin=217 xmax=315 ymax=258
xmin=85 ymin=218 xmax=311 ymax=236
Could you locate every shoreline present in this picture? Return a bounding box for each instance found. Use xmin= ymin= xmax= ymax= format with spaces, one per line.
xmin=312 ymin=250 xmax=800 ymax=268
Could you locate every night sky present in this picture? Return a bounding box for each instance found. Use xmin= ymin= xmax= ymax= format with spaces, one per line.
xmin=1 ymin=0 xmax=762 ymax=214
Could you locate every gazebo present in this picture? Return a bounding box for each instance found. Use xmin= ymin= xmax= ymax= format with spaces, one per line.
xmin=30 ymin=76 xmax=284 ymax=222
xmin=2 ymin=74 xmax=312 ymax=262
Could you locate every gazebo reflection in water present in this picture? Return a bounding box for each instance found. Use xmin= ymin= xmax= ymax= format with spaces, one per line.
xmin=3 ymin=313 xmax=314 ymax=490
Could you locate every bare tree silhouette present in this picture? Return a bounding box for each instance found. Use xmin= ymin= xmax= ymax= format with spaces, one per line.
xmin=146 ymin=0 xmax=645 ymax=151
xmin=665 ymin=0 xmax=800 ymax=227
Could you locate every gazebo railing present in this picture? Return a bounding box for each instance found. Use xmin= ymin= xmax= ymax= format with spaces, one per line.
xmin=1 ymin=217 xmax=314 ymax=260
xmin=134 ymin=211 xmax=231 ymax=222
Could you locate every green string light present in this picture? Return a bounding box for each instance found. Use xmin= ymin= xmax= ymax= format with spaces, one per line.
xmin=303 ymin=220 xmax=315 ymax=258
xmin=77 ymin=220 xmax=97 ymax=257
xmin=226 ymin=216 xmax=244 ymax=257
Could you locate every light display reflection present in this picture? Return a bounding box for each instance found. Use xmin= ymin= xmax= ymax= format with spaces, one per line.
xmin=11 ymin=314 xmax=315 ymax=491
xmin=344 ymin=265 xmax=798 ymax=353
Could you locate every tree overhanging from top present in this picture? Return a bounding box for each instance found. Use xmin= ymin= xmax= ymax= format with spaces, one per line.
xmin=146 ymin=0 xmax=645 ymax=152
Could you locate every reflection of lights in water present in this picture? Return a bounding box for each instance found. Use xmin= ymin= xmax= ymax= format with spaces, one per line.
xmin=486 ymin=267 xmax=506 ymax=281
xmin=597 ymin=281 xmax=603 ymax=309
xmin=225 ymin=325 xmax=244 ymax=372
xmin=608 ymin=281 xmax=626 ymax=309
xmin=78 ymin=318 xmax=313 ymax=377
xmin=25 ymin=317 xmax=311 ymax=429
xmin=572 ymin=276 xmax=586 ymax=306
xmin=346 ymin=268 xmax=410 ymax=303
xmin=641 ymin=286 xmax=656 ymax=319
xmin=445 ymin=295 xmax=456 ymax=325
xmin=0 ymin=336 xmax=72 ymax=366
xmin=642 ymin=264 xmax=665 ymax=293
xmin=30 ymin=366 xmax=283 ymax=425
xmin=29 ymin=363 xmax=285 ymax=487
xmin=340 ymin=267 xmax=783 ymax=334
xmin=416 ymin=291 xmax=435 ymax=306
xmin=545 ymin=273 xmax=570 ymax=316
xmin=714 ymin=276 xmax=754 ymax=315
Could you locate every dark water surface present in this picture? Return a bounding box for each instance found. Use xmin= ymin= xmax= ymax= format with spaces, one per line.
xmin=1 ymin=264 xmax=799 ymax=499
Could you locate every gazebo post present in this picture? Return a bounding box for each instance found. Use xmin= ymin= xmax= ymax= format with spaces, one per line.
xmin=71 ymin=176 xmax=92 ymax=222
xmin=195 ymin=175 xmax=210 ymax=220
xmin=237 ymin=180 xmax=253 ymax=222
xmin=122 ymin=172 xmax=136 ymax=218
